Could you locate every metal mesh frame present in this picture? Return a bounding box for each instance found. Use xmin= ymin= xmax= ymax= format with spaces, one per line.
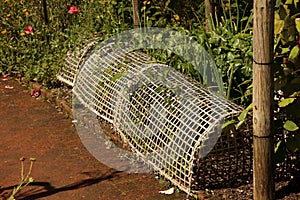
xmin=57 ymin=40 xmax=252 ymax=195
xmin=193 ymin=122 xmax=252 ymax=190
xmin=57 ymin=38 xmax=101 ymax=86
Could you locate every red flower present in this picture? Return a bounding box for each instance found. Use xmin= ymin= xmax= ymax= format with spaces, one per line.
xmin=24 ymin=26 xmax=33 ymax=34
xmin=30 ymin=88 xmax=41 ymax=98
xmin=68 ymin=6 xmax=79 ymax=14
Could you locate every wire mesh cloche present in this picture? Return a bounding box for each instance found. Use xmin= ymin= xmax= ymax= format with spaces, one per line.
xmin=57 ymin=36 xmax=252 ymax=196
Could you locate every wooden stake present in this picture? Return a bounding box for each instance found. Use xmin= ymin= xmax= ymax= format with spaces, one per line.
xmin=253 ymin=0 xmax=275 ymax=199
xmin=204 ymin=0 xmax=215 ymax=32
xmin=132 ymin=0 xmax=140 ymax=29
xmin=42 ymin=0 xmax=49 ymax=25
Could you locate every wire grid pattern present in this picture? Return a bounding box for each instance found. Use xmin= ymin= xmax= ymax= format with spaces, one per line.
xmin=193 ymin=122 xmax=252 ymax=190
xmin=57 ymin=38 xmax=101 ymax=87
xmin=58 ymin=40 xmax=248 ymax=195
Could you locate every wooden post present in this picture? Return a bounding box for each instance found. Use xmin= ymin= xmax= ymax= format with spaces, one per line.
xmin=253 ymin=0 xmax=275 ymax=199
xmin=42 ymin=0 xmax=49 ymax=25
xmin=204 ymin=0 xmax=215 ymax=32
xmin=41 ymin=0 xmax=49 ymax=45
xmin=132 ymin=0 xmax=140 ymax=29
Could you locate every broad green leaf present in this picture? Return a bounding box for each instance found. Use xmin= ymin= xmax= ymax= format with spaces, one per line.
xmin=274 ymin=13 xmax=284 ymax=34
xmin=281 ymin=47 xmax=291 ymax=54
xmin=285 ymin=0 xmax=293 ymax=4
xmin=283 ymin=120 xmax=299 ymax=131
xmin=295 ymin=18 xmax=300 ymax=33
xmin=278 ymin=98 xmax=295 ymax=107
xmin=289 ymin=45 xmax=300 ymax=59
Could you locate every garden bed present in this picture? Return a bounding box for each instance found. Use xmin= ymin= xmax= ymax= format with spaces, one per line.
xmin=16 ymin=77 xmax=300 ymax=199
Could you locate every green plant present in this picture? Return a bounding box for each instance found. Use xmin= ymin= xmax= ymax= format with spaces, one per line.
xmin=273 ymin=0 xmax=300 ymax=162
xmin=7 ymin=157 xmax=36 ymax=200
xmin=0 ymin=0 xmax=133 ymax=88
xmin=191 ymin=0 xmax=254 ymax=105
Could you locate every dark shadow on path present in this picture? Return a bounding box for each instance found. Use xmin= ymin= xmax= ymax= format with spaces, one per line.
xmin=1 ymin=170 xmax=120 ymax=200
xmin=275 ymin=177 xmax=300 ymax=199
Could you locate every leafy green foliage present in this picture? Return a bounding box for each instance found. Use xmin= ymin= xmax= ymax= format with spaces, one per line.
xmin=273 ymin=0 xmax=300 ymax=162
xmin=141 ymin=0 xmax=254 ymax=105
xmin=0 ymin=0 xmax=132 ymax=87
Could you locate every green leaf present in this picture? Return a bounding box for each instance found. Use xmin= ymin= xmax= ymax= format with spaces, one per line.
xmin=276 ymin=0 xmax=282 ymax=7
xmin=281 ymin=47 xmax=291 ymax=54
xmin=274 ymin=140 xmax=286 ymax=164
xmin=222 ymin=120 xmax=235 ymax=129
xmin=238 ymin=109 xmax=248 ymax=122
xmin=289 ymin=45 xmax=300 ymax=59
xmin=285 ymin=0 xmax=293 ymax=4
xmin=154 ymin=87 xmax=165 ymax=93
xmin=278 ymin=98 xmax=295 ymax=107
xmin=238 ymin=103 xmax=253 ymax=122
xmin=283 ymin=120 xmax=299 ymax=131
xmin=236 ymin=120 xmax=244 ymax=129
xmin=105 ymin=67 xmax=113 ymax=74
xmin=295 ymin=18 xmax=300 ymax=33
xmin=291 ymin=91 xmax=300 ymax=97
xmin=274 ymin=12 xmax=285 ymax=34
xmin=280 ymin=30 xmax=289 ymax=43
xmin=280 ymin=4 xmax=290 ymax=17
xmin=227 ymin=52 xmax=237 ymax=61
xmin=110 ymin=72 xmax=126 ymax=82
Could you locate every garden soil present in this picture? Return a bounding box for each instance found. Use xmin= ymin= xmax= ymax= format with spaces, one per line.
xmin=0 ymin=78 xmax=299 ymax=200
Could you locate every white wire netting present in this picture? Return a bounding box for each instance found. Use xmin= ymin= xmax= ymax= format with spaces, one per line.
xmin=57 ymin=38 xmax=100 ymax=87
xmin=57 ymin=39 xmax=251 ymax=195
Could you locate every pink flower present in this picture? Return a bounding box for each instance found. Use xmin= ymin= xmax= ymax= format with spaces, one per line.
xmin=68 ymin=6 xmax=79 ymax=14
xmin=30 ymin=88 xmax=41 ymax=97
xmin=24 ymin=26 xmax=33 ymax=34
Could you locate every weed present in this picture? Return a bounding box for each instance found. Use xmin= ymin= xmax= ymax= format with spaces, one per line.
xmin=6 ymin=157 xmax=36 ymax=200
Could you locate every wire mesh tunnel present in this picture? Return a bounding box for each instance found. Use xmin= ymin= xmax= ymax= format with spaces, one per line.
xmin=57 ymin=39 xmax=252 ymax=195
